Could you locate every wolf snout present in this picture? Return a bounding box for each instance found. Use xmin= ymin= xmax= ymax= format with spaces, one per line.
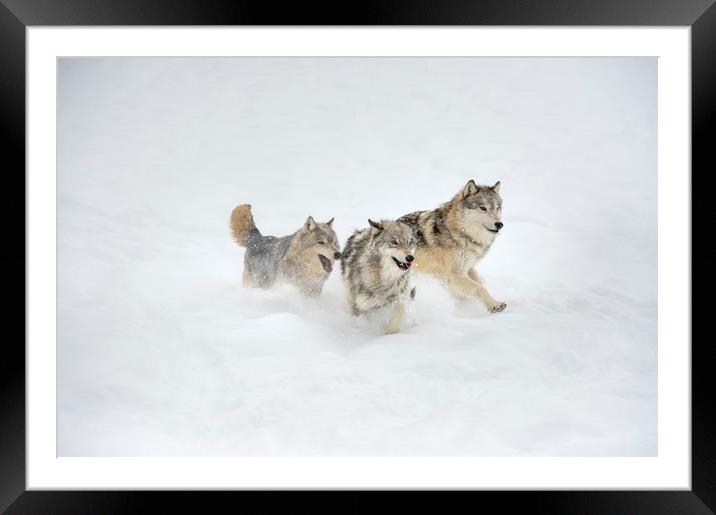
xmin=333 ymin=251 xmax=342 ymax=260
xmin=494 ymin=222 xmax=504 ymax=230
xmin=405 ymin=255 xmax=414 ymax=263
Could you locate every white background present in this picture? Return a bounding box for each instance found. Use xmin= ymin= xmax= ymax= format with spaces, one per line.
xmin=28 ymin=28 xmax=690 ymax=489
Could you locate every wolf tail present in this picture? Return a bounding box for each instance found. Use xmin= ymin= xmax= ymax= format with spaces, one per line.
xmin=230 ymin=204 xmax=260 ymax=247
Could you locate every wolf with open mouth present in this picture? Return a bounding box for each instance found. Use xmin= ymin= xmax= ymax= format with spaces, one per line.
xmin=230 ymin=204 xmax=341 ymax=297
xmin=341 ymin=219 xmax=417 ymax=334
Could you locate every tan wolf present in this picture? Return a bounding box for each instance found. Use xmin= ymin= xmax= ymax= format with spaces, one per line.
xmin=230 ymin=204 xmax=341 ymax=297
xmin=397 ymin=179 xmax=506 ymax=313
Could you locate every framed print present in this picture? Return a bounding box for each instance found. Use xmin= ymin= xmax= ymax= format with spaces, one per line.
xmin=2 ymin=0 xmax=714 ymax=512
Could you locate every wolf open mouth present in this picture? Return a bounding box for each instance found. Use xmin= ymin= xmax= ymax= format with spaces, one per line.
xmin=318 ymin=254 xmax=333 ymax=273
xmin=392 ymin=257 xmax=411 ymax=271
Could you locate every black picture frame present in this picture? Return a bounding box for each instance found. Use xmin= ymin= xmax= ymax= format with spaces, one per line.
xmin=1 ymin=1 xmax=713 ymax=513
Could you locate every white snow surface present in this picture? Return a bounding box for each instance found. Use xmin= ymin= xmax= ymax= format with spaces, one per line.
xmin=57 ymin=58 xmax=657 ymax=456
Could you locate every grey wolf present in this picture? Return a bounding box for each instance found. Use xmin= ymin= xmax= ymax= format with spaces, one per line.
xmin=397 ymin=179 xmax=506 ymax=313
xmin=230 ymin=204 xmax=341 ymax=297
xmin=341 ymin=219 xmax=418 ymax=334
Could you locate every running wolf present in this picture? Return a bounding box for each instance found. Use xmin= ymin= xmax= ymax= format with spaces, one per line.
xmin=397 ymin=179 xmax=506 ymax=313
xmin=230 ymin=204 xmax=341 ymax=297
xmin=341 ymin=219 xmax=418 ymax=334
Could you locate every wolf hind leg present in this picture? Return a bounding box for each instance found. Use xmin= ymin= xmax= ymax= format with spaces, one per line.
xmin=242 ymin=268 xmax=254 ymax=287
xmin=385 ymin=302 xmax=406 ymax=334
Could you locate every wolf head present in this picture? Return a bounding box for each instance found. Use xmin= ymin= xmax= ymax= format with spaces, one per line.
xmin=453 ymin=179 xmax=503 ymax=236
xmin=367 ymin=219 xmax=417 ymax=273
xmin=295 ymin=216 xmax=341 ymax=274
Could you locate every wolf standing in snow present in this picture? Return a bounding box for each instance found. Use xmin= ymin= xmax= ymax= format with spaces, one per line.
xmin=341 ymin=219 xmax=418 ymax=334
xmin=230 ymin=204 xmax=341 ymax=297
xmin=397 ymin=179 xmax=506 ymax=313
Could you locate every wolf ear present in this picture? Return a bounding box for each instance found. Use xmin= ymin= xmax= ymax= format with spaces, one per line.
xmin=326 ymin=217 xmax=334 ymax=228
xmin=491 ymin=181 xmax=501 ymax=194
xmin=462 ymin=179 xmax=479 ymax=198
xmin=304 ymin=216 xmax=317 ymax=231
xmin=368 ymin=219 xmax=384 ymax=231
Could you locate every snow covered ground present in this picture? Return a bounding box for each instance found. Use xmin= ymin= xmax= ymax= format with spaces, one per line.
xmin=57 ymin=57 xmax=657 ymax=456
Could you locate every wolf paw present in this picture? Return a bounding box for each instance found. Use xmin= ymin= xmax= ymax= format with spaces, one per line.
xmin=488 ymin=302 xmax=507 ymax=313
xmin=384 ymin=324 xmax=401 ymax=335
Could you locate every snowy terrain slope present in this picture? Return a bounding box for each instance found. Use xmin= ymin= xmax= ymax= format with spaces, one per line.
xmin=57 ymin=58 xmax=657 ymax=456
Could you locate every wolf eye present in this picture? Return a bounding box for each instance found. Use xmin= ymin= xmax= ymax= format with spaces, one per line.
xmin=480 ymin=206 xmax=487 ymax=211
xmin=318 ymin=241 xmax=326 ymax=245
xmin=390 ymin=239 xmax=399 ymax=246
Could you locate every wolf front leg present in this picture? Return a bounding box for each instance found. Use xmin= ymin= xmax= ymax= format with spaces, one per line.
xmin=384 ymin=301 xmax=406 ymax=334
xmin=467 ymin=269 xmax=506 ymax=312
xmin=443 ymin=270 xmax=506 ymax=313
xmin=296 ymin=279 xmax=323 ymax=298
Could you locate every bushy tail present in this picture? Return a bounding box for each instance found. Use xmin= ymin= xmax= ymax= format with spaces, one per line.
xmin=230 ymin=204 xmax=258 ymax=247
